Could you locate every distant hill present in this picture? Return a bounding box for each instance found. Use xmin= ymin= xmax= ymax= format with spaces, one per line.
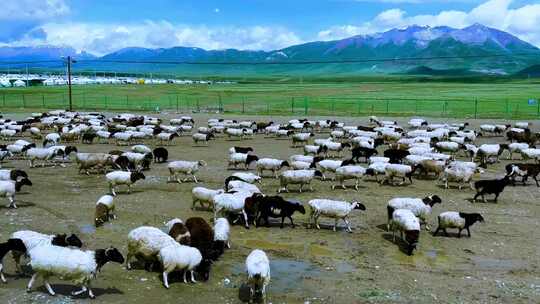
xmin=2 ymin=24 xmax=539 ymax=76
xmin=515 ymin=65 xmax=540 ymax=77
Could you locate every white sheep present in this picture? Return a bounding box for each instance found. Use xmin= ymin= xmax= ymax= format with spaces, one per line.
xmin=389 ymin=209 xmax=420 ymax=255
xmin=231 ymin=172 xmax=262 ymax=184
xmin=0 ymin=179 xmax=31 ymax=208
xmin=95 ymin=195 xmax=115 ymax=226
xmin=192 ymin=187 xmax=224 ymax=210
xmin=25 ymin=147 xmax=61 ymax=167
xmin=292 ymin=132 xmax=313 ymax=147
xmin=74 ymin=152 xmax=114 ymax=175
xmin=227 ymin=180 xmax=261 ymax=194
xmin=317 ymin=159 xmax=353 ymax=180
xmin=158 ymin=243 xmax=204 ymax=288
xmin=434 ymin=211 xmax=484 ymax=237
xmin=332 ymin=165 xmax=366 ymax=191
xmin=304 ymin=145 xmax=323 ymax=155
xmin=256 ymin=158 xmax=289 ymax=178
xmin=27 ymin=246 xmax=124 ymax=298
xmin=245 ymin=249 xmax=271 ymax=298
xmin=105 ymin=171 xmax=145 ymax=196
xmin=229 ymin=153 xmax=258 ymax=170
xmin=214 ymin=218 xmax=231 ymax=252
xmin=435 ymin=141 xmax=460 ymax=154
xmin=168 ymin=160 xmax=207 ymax=183
xmin=132 ymin=145 xmax=152 ymax=154
xmin=126 ymin=226 xmax=177 ymax=270
xmin=520 ymin=148 xmax=540 ymax=162
xmin=290 ymin=160 xmax=312 ymax=170
xmin=387 ymin=196 xmax=441 ymax=231
xmin=508 ymin=143 xmax=529 ymax=160
xmin=308 ymin=199 xmax=366 ymax=232
xmin=382 ymin=164 xmax=414 ymax=185
xmin=278 ymin=169 xmax=323 ymax=193
xmin=212 ymin=191 xmax=252 ymax=228
xmin=439 ymin=166 xmax=475 ymax=190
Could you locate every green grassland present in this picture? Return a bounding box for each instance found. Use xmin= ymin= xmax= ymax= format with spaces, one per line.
xmin=1 ymin=80 xmax=539 ymax=119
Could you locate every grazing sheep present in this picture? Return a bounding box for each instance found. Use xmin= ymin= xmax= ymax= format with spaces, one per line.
xmin=317 ymin=159 xmax=356 ymax=180
xmin=304 ymin=145 xmax=326 ymax=156
xmin=0 ymin=239 xmax=26 ymax=283
xmin=389 ymin=209 xmax=420 ymax=255
xmin=415 ymin=159 xmax=446 ymax=178
xmin=132 ymin=145 xmax=152 ymax=154
xmin=256 ymin=158 xmax=290 ymax=178
xmin=381 ymin=164 xmax=414 ymax=185
xmin=351 ymin=146 xmax=378 ymax=163
xmin=278 ymin=170 xmax=323 ymax=193
xmin=165 ymin=218 xmax=191 ymax=245
xmin=10 ymin=230 xmax=83 ymax=272
xmin=74 ymin=153 xmax=115 ymax=175
xmin=520 ymin=148 xmax=540 ymax=162
xmin=473 ymin=175 xmax=511 ymax=203
xmin=440 ymin=166 xmax=475 ymax=190
xmin=151 ymin=147 xmax=168 ymax=163
xmin=332 ymin=165 xmax=366 ymax=191
xmin=105 ymin=171 xmax=145 ymax=196
xmin=251 ymin=195 xmax=306 ymax=228
xmin=0 ymin=169 xmax=28 ymax=181
xmin=158 ymin=243 xmax=211 ymax=288
xmin=507 ymin=143 xmax=529 ymax=160
xmin=365 ymin=162 xmax=389 ymax=182
xmin=94 ymin=195 xmax=115 ymax=227
xmin=477 ymin=144 xmax=508 ymax=165
xmin=126 ymin=226 xmax=178 ymax=270
xmin=387 ymin=195 xmax=442 ymax=231
xmin=27 ymin=246 xmax=124 ymax=298
xmin=433 ymin=212 xmax=484 ymax=237
xmin=229 ymin=153 xmax=259 ymax=170
xmin=308 ymin=199 xmax=366 ymax=232
xmin=383 ymin=149 xmax=410 ymax=164
xmin=290 ymin=160 xmax=314 ymax=170
xmin=213 ymin=218 xmax=231 ymax=257
xmin=435 ymin=141 xmax=460 ymax=154
xmin=229 ymin=172 xmax=262 ymax=184
xmin=192 ymin=187 xmax=225 ymax=210
xmin=193 ymin=133 xmax=215 ymax=145
xmin=505 ymin=163 xmax=540 ymax=186
xmin=168 ymin=160 xmax=207 ymax=183
xmin=25 ymin=147 xmax=64 ymax=167
xmin=0 ymin=178 xmax=32 ymax=208
xmin=245 ymin=249 xmax=271 ymax=299
xmin=321 ymin=142 xmax=351 ymax=158
xmin=229 ymin=146 xmax=254 ymax=154
xmin=156 ymin=132 xmax=179 ymax=145
xmin=185 ymin=217 xmax=217 ymax=261
xmin=292 ymin=132 xmax=314 ymax=147
xmin=212 ymin=191 xmax=252 ymax=229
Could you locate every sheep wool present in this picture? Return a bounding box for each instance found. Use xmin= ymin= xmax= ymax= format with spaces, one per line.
xmin=126 ymin=226 xmax=177 ymax=268
xmin=437 ymin=211 xmax=465 ymax=229
xmin=159 ymin=243 xmax=203 ymax=287
xmin=29 ymin=246 xmax=97 ymax=285
xmin=246 ymin=249 xmax=271 ymax=295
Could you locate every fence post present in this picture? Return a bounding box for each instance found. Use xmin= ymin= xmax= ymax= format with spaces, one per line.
xmin=474 ymin=98 xmax=478 ymax=119
xmin=304 ymin=97 xmax=308 ymax=115
xmin=291 ymin=97 xmax=294 ymax=113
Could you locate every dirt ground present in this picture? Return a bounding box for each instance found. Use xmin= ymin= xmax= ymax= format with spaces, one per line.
xmin=0 ymin=112 xmax=539 ymax=304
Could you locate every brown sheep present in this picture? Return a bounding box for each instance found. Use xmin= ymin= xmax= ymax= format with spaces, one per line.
xmin=185 ymin=217 xmax=217 ymax=261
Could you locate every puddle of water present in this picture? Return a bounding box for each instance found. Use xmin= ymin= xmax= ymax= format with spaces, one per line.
xmin=426 ymin=249 xmax=438 ymax=259
xmin=78 ymin=223 xmax=96 ymax=234
xmin=471 ymin=257 xmax=526 ymax=270
xmin=232 ymin=258 xmax=322 ymax=294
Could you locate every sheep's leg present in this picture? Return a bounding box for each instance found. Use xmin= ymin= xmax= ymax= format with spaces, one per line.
xmin=44 ymin=279 xmax=55 ymax=296
xmin=288 ymin=216 xmax=295 ymax=228
xmin=182 ymin=270 xmax=188 ymax=283
xmin=433 ymin=226 xmax=441 ymax=236
xmin=457 ymin=229 xmax=462 ymax=238
xmin=12 ymin=251 xmax=22 ymax=272
xmin=192 ymin=198 xmax=198 ymax=210
xmin=127 ymin=184 xmax=132 ymax=194
xmin=162 ymin=271 xmax=170 ymax=288
xmin=71 ymin=285 xmax=87 ymax=296
xmin=192 ymin=175 xmax=199 ymax=183
xmin=333 ymin=219 xmax=338 ymax=232
xmin=126 ymin=252 xmax=133 ymax=270
xmin=8 ymin=196 xmax=16 ymax=209
xmin=443 ymin=228 xmax=449 ymax=237
xmin=466 ymin=227 xmax=471 ymax=237
xmin=26 ymin=273 xmax=38 ymax=291
xmin=298 ymin=184 xmax=303 ymax=193
xmin=87 ymin=284 xmax=95 ymax=299
xmin=345 ymin=219 xmax=352 ymax=233
xmin=242 ymin=210 xmax=250 ymax=229
xmin=190 ymin=271 xmax=197 ymax=283
xmin=309 ymin=184 xmax=314 ymax=192
xmin=110 ymin=184 xmax=116 ymax=196
xmin=315 ymin=215 xmax=321 ymax=230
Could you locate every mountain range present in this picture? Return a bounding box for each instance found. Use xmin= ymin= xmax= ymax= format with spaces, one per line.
xmin=1 ymin=24 xmax=539 ymax=76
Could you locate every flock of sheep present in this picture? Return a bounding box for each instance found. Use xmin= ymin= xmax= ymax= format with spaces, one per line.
xmin=0 ymin=110 xmax=539 ymax=301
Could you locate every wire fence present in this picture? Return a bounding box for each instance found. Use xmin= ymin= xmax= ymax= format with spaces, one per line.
xmin=1 ymin=91 xmax=539 ymax=119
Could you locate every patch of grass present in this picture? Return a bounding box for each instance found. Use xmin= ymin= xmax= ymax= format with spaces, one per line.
xmin=0 ymin=81 xmax=539 ymax=119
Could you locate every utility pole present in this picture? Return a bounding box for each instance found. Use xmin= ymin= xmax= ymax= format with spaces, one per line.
xmin=63 ymin=56 xmax=76 ymax=111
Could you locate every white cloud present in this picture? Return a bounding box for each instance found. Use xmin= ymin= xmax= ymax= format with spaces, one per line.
xmin=318 ymin=0 xmax=540 ymax=47
xmin=7 ymin=21 xmax=303 ymax=55
xmin=214 ymin=8 xmax=220 ymax=13
xmin=0 ymin=0 xmax=70 ymax=21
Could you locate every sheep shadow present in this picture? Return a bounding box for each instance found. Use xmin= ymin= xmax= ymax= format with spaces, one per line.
xmin=375 ymin=223 xmax=389 ymax=231
xmin=464 ymin=197 xmax=498 ymax=204
xmin=381 ymin=233 xmax=412 ymax=256
xmin=431 ymin=230 xmax=464 ymax=238
xmin=33 ymin=284 xmax=123 ymax=298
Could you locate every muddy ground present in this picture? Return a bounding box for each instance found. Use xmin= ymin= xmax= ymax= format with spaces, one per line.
xmin=0 ymin=112 xmax=539 ymax=304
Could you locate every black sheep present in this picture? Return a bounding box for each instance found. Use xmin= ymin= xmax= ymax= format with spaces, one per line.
xmin=254 ymin=196 xmax=306 ymax=228
xmin=185 ymin=217 xmax=217 ymax=263
xmin=351 ymin=147 xmax=378 ymax=162
xmin=0 ymin=239 xmax=26 ymax=282
xmin=82 ymin=132 xmax=97 ymax=144
xmin=473 ymin=175 xmax=511 ymax=203
xmin=231 ymin=146 xmax=254 ymax=154
xmin=383 ymin=149 xmax=410 ymax=164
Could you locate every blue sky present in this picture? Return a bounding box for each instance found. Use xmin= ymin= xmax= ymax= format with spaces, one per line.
xmin=1 ymin=0 xmax=540 ymax=55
